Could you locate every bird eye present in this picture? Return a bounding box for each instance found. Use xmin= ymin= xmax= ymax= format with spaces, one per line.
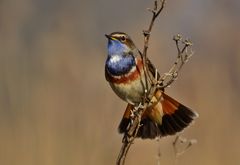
xmin=120 ymin=36 xmax=126 ymax=42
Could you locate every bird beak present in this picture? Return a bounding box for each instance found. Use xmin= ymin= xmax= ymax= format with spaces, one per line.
xmin=105 ymin=34 xmax=117 ymax=41
xmin=105 ymin=34 xmax=112 ymax=40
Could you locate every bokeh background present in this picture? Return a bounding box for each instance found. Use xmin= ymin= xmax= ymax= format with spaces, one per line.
xmin=0 ymin=0 xmax=240 ymax=165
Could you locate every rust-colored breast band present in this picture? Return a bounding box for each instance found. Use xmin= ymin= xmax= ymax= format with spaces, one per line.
xmin=106 ymin=58 xmax=143 ymax=84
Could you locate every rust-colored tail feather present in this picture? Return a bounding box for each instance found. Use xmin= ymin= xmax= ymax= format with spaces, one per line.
xmin=118 ymin=92 xmax=198 ymax=139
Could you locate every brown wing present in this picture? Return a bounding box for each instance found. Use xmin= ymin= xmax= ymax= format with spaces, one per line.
xmin=146 ymin=58 xmax=161 ymax=81
xmin=137 ymin=49 xmax=161 ymax=81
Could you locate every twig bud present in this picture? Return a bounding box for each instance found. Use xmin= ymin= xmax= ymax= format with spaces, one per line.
xmin=173 ymin=34 xmax=182 ymax=41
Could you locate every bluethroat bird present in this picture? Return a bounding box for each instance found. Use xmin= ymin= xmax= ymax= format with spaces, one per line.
xmin=105 ymin=32 xmax=198 ymax=139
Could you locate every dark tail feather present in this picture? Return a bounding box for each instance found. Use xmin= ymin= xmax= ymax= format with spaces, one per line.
xmin=118 ymin=118 xmax=131 ymax=134
xmin=118 ymin=104 xmax=160 ymax=139
xmin=118 ymin=117 xmax=159 ymax=139
xmin=157 ymin=104 xmax=198 ymax=137
xmin=118 ymin=92 xmax=198 ymax=139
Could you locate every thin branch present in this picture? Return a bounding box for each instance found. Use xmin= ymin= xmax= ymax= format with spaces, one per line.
xmin=142 ymin=0 xmax=166 ymax=100
xmin=116 ymin=104 xmax=145 ymax=165
xmin=116 ymin=0 xmax=194 ymax=164
xmin=116 ymin=1 xmax=166 ymax=165
xmin=156 ymin=137 xmax=162 ymax=165
xmin=173 ymin=135 xmax=197 ymax=165
xmin=157 ymin=34 xmax=194 ymax=89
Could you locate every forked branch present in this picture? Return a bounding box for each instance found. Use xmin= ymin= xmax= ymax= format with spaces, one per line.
xmin=116 ymin=0 xmax=194 ymax=164
xmin=173 ymin=135 xmax=197 ymax=165
xmin=116 ymin=104 xmax=145 ymax=165
xmin=142 ymin=0 xmax=166 ymax=99
xmin=157 ymin=34 xmax=194 ymax=89
xmin=117 ymin=1 xmax=166 ymax=165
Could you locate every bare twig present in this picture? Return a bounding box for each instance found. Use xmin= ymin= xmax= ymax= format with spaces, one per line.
xmin=116 ymin=1 xmax=166 ymax=165
xmin=173 ymin=135 xmax=197 ymax=165
xmin=142 ymin=0 xmax=166 ymax=99
xmin=116 ymin=0 xmax=194 ymax=164
xmin=116 ymin=104 xmax=145 ymax=165
xmin=157 ymin=34 xmax=194 ymax=89
xmin=156 ymin=137 xmax=162 ymax=165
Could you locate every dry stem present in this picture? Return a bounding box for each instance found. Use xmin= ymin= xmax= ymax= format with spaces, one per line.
xmin=116 ymin=0 xmax=193 ymax=164
xmin=173 ymin=135 xmax=197 ymax=165
xmin=116 ymin=104 xmax=144 ymax=165
xmin=157 ymin=34 xmax=194 ymax=89
xmin=142 ymin=0 xmax=166 ymax=99
xmin=117 ymin=1 xmax=166 ymax=164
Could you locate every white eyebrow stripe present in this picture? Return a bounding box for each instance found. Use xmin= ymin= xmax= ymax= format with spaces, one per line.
xmin=112 ymin=34 xmax=126 ymax=38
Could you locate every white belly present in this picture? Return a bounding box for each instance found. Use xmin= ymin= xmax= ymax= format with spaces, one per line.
xmin=109 ymin=75 xmax=147 ymax=105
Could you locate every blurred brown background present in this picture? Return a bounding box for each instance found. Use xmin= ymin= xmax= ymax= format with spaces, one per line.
xmin=0 ymin=0 xmax=239 ymax=165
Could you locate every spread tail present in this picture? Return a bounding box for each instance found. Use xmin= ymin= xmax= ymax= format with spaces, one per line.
xmin=118 ymin=91 xmax=198 ymax=139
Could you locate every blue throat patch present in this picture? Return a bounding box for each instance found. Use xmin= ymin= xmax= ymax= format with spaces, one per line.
xmin=106 ymin=40 xmax=135 ymax=76
xmin=106 ymin=55 xmax=135 ymax=76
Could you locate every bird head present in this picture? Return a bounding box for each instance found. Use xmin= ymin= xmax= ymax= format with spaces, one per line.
xmin=105 ymin=32 xmax=136 ymax=56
